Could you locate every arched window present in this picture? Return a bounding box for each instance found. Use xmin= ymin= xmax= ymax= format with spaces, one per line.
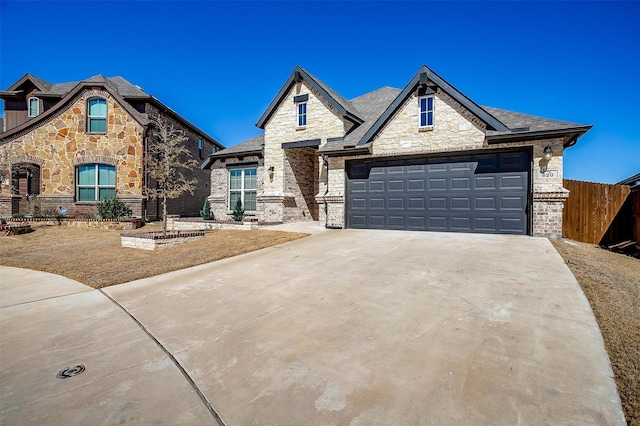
xmin=87 ymin=98 xmax=107 ymax=133
xmin=76 ymin=164 xmax=115 ymax=201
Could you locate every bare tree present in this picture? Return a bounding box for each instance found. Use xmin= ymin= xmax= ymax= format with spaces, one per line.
xmin=145 ymin=116 xmax=198 ymax=235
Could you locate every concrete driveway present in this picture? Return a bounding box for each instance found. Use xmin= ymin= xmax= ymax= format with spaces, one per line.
xmin=0 ymin=228 xmax=625 ymax=425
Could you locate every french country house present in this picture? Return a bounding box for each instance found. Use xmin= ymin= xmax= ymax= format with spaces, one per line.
xmin=0 ymin=73 xmax=224 ymax=219
xmin=203 ymin=65 xmax=591 ymax=236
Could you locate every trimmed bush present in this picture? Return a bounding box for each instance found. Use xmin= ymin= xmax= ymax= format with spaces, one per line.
xmin=231 ymin=198 xmax=244 ymax=222
xmin=200 ymin=198 xmax=214 ymax=220
xmin=97 ymin=196 xmax=132 ymax=219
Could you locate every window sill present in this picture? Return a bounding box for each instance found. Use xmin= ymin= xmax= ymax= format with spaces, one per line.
xmin=296 ymin=126 xmax=306 ymax=131
xmin=86 ymin=132 xmax=107 ymax=135
xmin=418 ymin=126 xmax=434 ymax=132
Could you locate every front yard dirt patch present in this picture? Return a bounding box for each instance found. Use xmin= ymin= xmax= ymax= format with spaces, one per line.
xmin=0 ymin=223 xmax=308 ymax=288
xmin=551 ymin=238 xmax=639 ymax=426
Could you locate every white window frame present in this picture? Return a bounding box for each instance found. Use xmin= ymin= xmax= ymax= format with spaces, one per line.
xmin=297 ymin=101 xmax=307 ymax=127
xmin=228 ymin=167 xmax=257 ymax=211
xmin=418 ymin=95 xmax=434 ymax=129
xmin=28 ymin=97 xmax=39 ymax=117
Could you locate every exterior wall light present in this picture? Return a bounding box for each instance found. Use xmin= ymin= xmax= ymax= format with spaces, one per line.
xmin=268 ymin=166 xmax=275 ymax=181
xmin=543 ymin=145 xmax=553 ymax=160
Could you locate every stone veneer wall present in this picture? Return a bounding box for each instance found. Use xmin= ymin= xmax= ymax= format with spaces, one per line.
xmin=1 ymin=89 xmax=145 ymax=217
xmin=283 ymin=147 xmax=319 ymax=221
xmin=372 ymin=88 xmax=486 ymax=156
xmin=262 ymin=80 xmax=349 ymax=223
xmin=208 ymin=155 xmax=263 ymax=221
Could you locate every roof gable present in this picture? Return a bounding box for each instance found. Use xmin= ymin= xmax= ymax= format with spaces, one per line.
xmin=356 ymin=65 xmax=509 ymax=146
xmin=255 ymin=66 xmax=364 ymax=129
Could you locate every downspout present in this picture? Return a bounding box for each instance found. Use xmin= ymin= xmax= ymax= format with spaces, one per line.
xmin=142 ymin=124 xmax=151 ymax=221
xmin=322 ymin=155 xmax=329 ymax=228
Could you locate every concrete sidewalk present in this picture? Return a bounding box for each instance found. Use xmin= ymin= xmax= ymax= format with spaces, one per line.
xmin=0 ymin=229 xmax=626 ymax=425
xmin=0 ymin=266 xmax=215 ymax=425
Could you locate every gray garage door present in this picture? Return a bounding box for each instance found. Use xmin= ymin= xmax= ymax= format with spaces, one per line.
xmin=346 ymin=151 xmax=530 ymax=234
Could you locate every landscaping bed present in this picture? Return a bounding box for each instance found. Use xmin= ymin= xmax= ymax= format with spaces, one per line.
xmin=0 ymin=222 xmax=308 ymax=288
xmin=551 ymin=238 xmax=639 ymax=426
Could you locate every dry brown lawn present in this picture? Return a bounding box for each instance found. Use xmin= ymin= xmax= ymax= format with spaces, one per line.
xmin=0 ymin=223 xmax=308 ymax=288
xmin=551 ymin=238 xmax=640 ymax=426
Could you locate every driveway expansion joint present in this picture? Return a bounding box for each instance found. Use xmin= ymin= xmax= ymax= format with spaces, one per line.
xmin=98 ymin=289 xmax=227 ymax=426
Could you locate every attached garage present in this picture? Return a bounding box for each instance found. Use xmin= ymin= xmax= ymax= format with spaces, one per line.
xmin=346 ymin=150 xmax=531 ymax=234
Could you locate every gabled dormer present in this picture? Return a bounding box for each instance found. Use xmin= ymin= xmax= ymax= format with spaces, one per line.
xmin=0 ymin=73 xmax=55 ymax=131
xmin=256 ymin=66 xmax=364 ymax=146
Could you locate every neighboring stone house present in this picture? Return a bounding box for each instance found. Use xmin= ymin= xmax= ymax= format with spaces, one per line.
xmin=203 ymin=65 xmax=591 ymax=236
xmin=0 ymin=73 xmax=224 ymax=218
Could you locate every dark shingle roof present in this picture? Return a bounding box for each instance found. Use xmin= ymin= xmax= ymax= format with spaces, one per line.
xmin=616 ymin=172 xmax=640 ymax=187
xmin=302 ymin=68 xmax=362 ymax=124
xmin=201 ymin=134 xmax=264 ymax=169
xmin=483 ymin=107 xmax=587 ymax=133
xmin=256 ymin=66 xmax=364 ymax=129
xmin=320 ymin=86 xmax=401 ymax=153
xmin=215 ymin=134 xmax=264 ymax=156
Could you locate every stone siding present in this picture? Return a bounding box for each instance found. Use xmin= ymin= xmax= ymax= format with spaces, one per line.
xmin=372 ymin=88 xmax=486 ymax=156
xmin=284 ymin=147 xmax=318 ymax=221
xmin=261 ymin=81 xmax=348 ymax=222
xmin=208 ymin=155 xmax=263 ymax=221
xmin=1 ymin=89 xmax=144 ymax=217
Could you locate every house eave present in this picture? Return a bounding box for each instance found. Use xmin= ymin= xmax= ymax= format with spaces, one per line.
xmin=486 ymin=125 xmax=592 ymax=147
xmin=201 ymin=149 xmax=264 ymax=169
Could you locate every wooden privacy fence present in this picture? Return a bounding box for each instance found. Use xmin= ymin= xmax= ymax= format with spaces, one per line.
xmin=562 ymin=179 xmax=631 ymax=244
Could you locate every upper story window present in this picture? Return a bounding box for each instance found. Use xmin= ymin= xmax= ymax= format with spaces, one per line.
xmin=28 ymin=97 xmax=39 ymax=117
xmin=419 ymin=96 xmax=434 ymax=129
xmin=198 ymin=138 xmax=203 ymax=159
xmin=87 ymin=98 xmax=107 ymax=133
xmin=229 ymin=167 xmax=257 ymax=211
xmin=297 ymin=101 xmax=307 ymax=127
xmin=76 ymin=163 xmax=116 ymax=201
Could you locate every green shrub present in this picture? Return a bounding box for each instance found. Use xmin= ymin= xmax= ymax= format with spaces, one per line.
xmin=231 ymin=198 xmax=244 ymax=222
xmin=97 ymin=196 xmax=132 ymax=219
xmin=32 ymin=212 xmax=45 ymax=219
xmin=12 ymin=213 xmax=25 ymax=219
xmin=200 ymin=198 xmax=214 ymax=220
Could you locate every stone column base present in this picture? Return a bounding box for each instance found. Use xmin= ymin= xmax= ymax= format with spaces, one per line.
xmin=257 ymin=193 xmax=295 ymax=223
xmin=533 ymin=189 xmax=569 ymax=238
xmin=0 ymin=195 xmax=12 ymax=218
xmin=316 ymin=194 xmax=345 ymax=228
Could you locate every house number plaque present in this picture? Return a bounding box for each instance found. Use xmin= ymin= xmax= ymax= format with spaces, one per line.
xmin=538 ymin=170 xmax=559 ymax=179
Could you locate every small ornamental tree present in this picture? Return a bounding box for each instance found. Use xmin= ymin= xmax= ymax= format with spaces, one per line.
xmin=144 ymin=116 xmax=198 ymax=235
xmin=200 ymin=198 xmax=214 ymax=220
xmin=231 ymin=197 xmax=244 ymax=222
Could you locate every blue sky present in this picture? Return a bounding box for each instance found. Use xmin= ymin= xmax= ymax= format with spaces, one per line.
xmin=1 ymin=1 xmax=638 ymax=183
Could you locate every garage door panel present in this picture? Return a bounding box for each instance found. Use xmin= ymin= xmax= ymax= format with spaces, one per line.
xmin=388 ymin=180 xmax=404 ymax=191
xmin=428 ymin=178 xmax=447 ymax=190
xmin=452 ymin=177 xmax=471 ymax=190
xmin=408 ymin=197 xmax=425 ymax=209
xmin=351 ymin=181 xmax=367 ymax=192
xmin=408 ymin=179 xmax=425 ymax=190
xmin=347 ymin=151 xmax=529 ymax=234
xmin=388 ymin=197 xmax=405 ymax=209
xmin=452 ymin=197 xmax=471 ymax=210
xmin=370 ymin=198 xmax=385 ymax=209
xmin=369 ymin=180 xmax=385 ymax=191
xmin=428 ymin=197 xmax=447 ymax=209
xmin=475 ymin=176 xmax=497 ymax=189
